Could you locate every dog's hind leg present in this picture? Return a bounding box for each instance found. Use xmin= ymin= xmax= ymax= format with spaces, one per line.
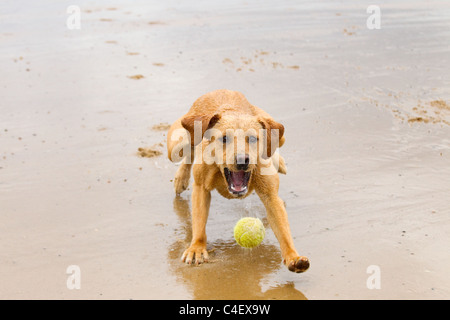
xmin=174 ymin=156 xmax=193 ymax=195
xmin=167 ymin=117 xmax=195 ymax=194
xmin=269 ymin=134 xmax=286 ymax=174
xmin=271 ymin=152 xmax=287 ymax=175
xmin=278 ymin=154 xmax=287 ymax=174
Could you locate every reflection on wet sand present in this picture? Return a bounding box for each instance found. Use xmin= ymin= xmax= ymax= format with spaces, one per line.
xmin=168 ymin=196 xmax=307 ymax=300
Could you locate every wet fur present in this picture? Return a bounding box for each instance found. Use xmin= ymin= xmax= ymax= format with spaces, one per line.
xmin=167 ymin=89 xmax=309 ymax=273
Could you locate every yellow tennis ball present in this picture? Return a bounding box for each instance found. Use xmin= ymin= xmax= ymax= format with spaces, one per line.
xmin=234 ymin=217 xmax=265 ymax=248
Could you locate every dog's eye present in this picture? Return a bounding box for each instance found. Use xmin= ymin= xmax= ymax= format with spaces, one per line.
xmin=222 ymin=135 xmax=229 ymax=143
xmin=248 ymin=136 xmax=258 ymax=144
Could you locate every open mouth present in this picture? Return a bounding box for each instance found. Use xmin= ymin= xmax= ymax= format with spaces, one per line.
xmin=223 ymin=167 xmax=251 ymax=196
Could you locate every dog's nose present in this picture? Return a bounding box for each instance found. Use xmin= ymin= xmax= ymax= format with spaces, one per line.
xmin=236 ymin=154 xmax=250 ymax=170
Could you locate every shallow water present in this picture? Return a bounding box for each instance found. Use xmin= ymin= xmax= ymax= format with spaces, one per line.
xmin=1 ymin=0 xmax=450 ymax=299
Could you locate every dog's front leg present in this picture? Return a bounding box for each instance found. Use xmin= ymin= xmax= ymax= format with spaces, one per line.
xmin=257 ymin=186 xmax=310 ymax=273
xmin=181 ymin=183 xmax=211 ymax=265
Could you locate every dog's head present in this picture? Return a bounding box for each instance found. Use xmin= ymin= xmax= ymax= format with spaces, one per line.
xmin=181 ymin=111 xmax=284 ymax=197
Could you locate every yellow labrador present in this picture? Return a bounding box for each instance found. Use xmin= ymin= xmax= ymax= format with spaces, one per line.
xmin=167 ymin=89 xmax=309 ymax=273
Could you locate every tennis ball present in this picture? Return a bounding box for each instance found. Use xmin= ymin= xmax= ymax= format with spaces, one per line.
xmin=234 ymin=217 xmax=265 ymax=248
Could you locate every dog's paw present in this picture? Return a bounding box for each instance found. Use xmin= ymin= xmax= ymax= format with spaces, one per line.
xmin=174 ymin=165 xmax=191 ymax=195
xmin=174 ymin=175 xmax=189 ymax=195
xmin=286 ymin=256 xmax=310 ymax=273
xmin=181 ymin=243 xmax=209 ymax=265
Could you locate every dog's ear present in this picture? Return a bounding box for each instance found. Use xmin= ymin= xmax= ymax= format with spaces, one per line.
xmin=258 ymin=117 xmax=284 ymax=159
xmin=181 ymin=113 xmax=221 ymax=146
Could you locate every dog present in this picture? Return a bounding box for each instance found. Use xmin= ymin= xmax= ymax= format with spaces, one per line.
xmin=166 ymin=89 xmax=310 ymax=273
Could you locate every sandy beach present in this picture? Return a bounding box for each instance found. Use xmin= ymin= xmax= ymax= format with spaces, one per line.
xmin=1 ymin=0 xmax=450 ymax=299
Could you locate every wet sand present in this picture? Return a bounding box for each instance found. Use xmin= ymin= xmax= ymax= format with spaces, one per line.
xmin=1 ymin=0 xmax=450 ymax=299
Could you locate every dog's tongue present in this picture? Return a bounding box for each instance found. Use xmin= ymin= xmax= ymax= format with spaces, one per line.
xmin=230 ymin=170 xmax=246 ymax=190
